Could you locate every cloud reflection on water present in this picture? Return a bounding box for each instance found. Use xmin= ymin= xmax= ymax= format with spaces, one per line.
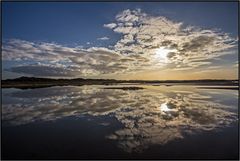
xmin=2 ymin=85 xmax=238 ymax=152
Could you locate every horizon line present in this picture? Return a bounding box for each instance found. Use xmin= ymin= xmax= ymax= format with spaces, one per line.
xmin=3 ymin=76 xmax=239 ymax=81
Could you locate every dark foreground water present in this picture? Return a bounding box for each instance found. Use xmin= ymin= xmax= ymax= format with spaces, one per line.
xmin=2 ymin=85 xmax=239 ymax=159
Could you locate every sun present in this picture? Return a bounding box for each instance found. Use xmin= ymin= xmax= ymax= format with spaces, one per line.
xmin=160 ymin=103 xmax=171 ymax=112
xmin=154 ymin=47 xmax=176 ymax=63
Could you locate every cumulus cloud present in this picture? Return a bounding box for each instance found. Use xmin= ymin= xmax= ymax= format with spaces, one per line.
xmin=2 ymin=9 xmax=237 ymax=77
xmin=103 ymin=23 xmax=117 ymax=29
xmin=104 ymin=9 xmax=237 ymax=70
xmin=97 ymin=36 xmax=110 ymax=40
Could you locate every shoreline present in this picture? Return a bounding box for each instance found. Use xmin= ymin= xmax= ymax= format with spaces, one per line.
xmin=2 ymin=77 xmax=238 ymax=89
xmin=2 ymin=83 xmax=239 ymax=90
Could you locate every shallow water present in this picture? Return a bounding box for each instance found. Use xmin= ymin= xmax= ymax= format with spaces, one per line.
xmin=2 ymin=85 xmax=239 ymax=159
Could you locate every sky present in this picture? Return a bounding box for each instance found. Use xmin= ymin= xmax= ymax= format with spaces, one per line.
xmin=2 ymin=2 xmax=238 ymax=80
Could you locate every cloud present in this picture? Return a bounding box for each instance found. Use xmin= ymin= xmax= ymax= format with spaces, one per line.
xmin=2 ymin=39 xmax=139 ymax=77
xmin=105 ymin=9 xmax=237 ymax=69
xmin=2 ymin=39 xmax=76 ymax=62
xmin=6 ymin=64 xmax=77 ymax=77
xmin=2 ymin=9 xmax=237 ymax=77
xmin=2 ymin=39 xmax=152 ymax=77
xmin=103 ymin=23 xmax=117 ymax=29
xmin=97 ymin=36 xmax=110 ymax=40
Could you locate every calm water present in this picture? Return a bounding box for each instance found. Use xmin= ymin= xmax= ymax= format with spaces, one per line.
xmin=2 ymin=85 xmax=239 ymax=159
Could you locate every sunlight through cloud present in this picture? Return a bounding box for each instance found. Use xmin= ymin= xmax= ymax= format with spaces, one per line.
xmin=154 ymin=47 xmax=177 ymax=63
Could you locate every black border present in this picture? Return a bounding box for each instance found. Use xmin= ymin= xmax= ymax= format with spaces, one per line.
xmin=0 ymin=0 xmax=239 ymax=160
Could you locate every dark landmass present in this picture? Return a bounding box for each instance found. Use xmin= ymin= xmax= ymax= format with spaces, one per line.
xmin=152 ymin=84 xmax=172 ymax=86
xmin=1 ymin=76 xmax=239 ymax=89
xmin=103 ymin=87 xmax=144 ymax=90
xmin=197 ymin=87 xmax=239 ymax=90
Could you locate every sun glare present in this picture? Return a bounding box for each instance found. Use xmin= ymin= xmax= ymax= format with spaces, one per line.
xmin=160 ymin=103 xmax=171 ymax=112
xmin=155 ymin=47 xmax=176 ymax=63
